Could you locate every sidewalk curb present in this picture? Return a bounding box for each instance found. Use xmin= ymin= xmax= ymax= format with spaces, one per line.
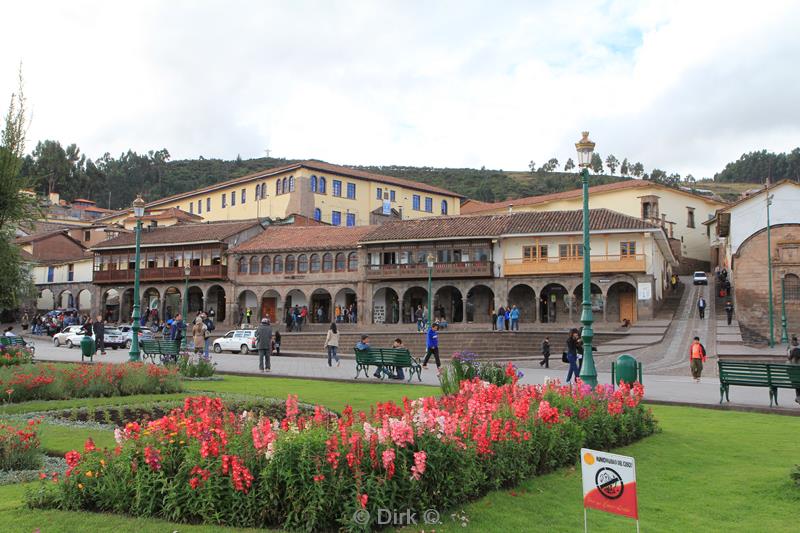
xmin=643 ymin=399 xmax=800 ymax=417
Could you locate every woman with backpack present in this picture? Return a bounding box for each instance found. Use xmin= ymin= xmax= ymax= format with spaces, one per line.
xmin=324 ymin=322 xmax=340 ymax=367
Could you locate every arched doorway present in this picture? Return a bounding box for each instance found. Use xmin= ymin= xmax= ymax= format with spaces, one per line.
xmin=607 ymin=281 xmax=637 ymax=324
xmin=58 ymin=290 xmax=74 ymax=309
xmin=435 ymin=286 xmax=463 ymax=322
xmin=187 ymin=286 xmax=204 ymax=315
xmin=103 ymin=289 xmax=120 ymax=322
xmin=508 ymin=284 xmax=536 ymax=323
xmin=466 ymin=284 xmax=494 ymax=323
xmin=38 ymin=288 xmax=54 ymax=311
xmin=310 ymin=289 xmax=332 ymax=323
xmin=260 ymin=289 xmax=280 ymax=322
xmin=143 ymin=288 xmax=161 ymax=315
xmin=207 ymin=285 xmax=226 ymax=322
xmin=77 ymin=289 xmax=92 ymax=313
xmin=573 ymin=283 xmax=603 ymax=317
xmin=163 ymin=287 xmax=181 ymax=321
xmin=373 ymin=287 xmax=399 ymax=324
xmin=120 ymin=288 xmax=134 ymax=323
xmin=402 ymin=287 xmax=428 ymax=323
xmin=285 ymin=289 xmax=307 ymax=317
xmin=540 ymin=283 xmax=568 ymax=323
xmin=334 ymin=288 xmax=357 ymax=322
xmin=238 ymin=290 xmax=258 ymax=325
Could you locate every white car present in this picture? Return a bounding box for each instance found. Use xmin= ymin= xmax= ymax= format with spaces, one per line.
xmin=53 ymin=325 xmax=92 ymax=348
xmin=693 ymin=271 xmax=708 ymax=285
xmin=213 ymin=329 xmax=257 ymax=354
xmin=116 ymin=325 xmax=154 ymax=349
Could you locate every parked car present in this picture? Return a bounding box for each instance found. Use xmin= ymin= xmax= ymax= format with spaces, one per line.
xmin=213 ymin=329 xmax=257 ymax=354
xmin=53 ymin=325 xmax=91 ymax=348
xmin=693 ymin=271 xmax=708 ymax=285
xmin=103 ymin=328 xmax=126 ymax=350
xmin=116 ymin=325 xmax=154 ymax=349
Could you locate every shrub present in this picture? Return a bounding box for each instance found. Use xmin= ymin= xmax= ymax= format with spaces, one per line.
xmin=28 ymin=378 xmax=656 ymax=532
xmin=791 ymin=464 xmax=800 ymax=488
xmin=0 ymin=346 xmax=34 ymax=367
xmin=0 ymin=363 xmax=182 ymax=403
xmin=439 ymin=352 xmax=519 ymax=395
xmin=0 ymin=419 xmax=42 ymax=470
xmin=178 ymin=353 xmax=216 ymax=378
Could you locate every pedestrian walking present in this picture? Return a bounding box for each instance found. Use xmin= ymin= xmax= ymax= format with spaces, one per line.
xmin=422 ymin=323 xmax=441 ymax=372
xmin=510 ymin=305 xmax=520 ymax=331
xmin=788 ymin=336 xmax=800 ymax=405
xmin=697 ymin=297 xmax=706 ymax=320
xmin=201 ymin=313 xmax=212 ymax=357
xmin=255 ymin=318 xmax=272 ymax=372
xmin=496 ymin=305 xmax=506 ymax=331
xmin=21 ymin=312 xmax=29 ymax=331
xmin=689 ymin=336 xmax=707 ymax=383
xmin=324 ymin=322 xmax=340 ymax=367
xmin=540 ymin=336 xmax=551 ymax=368
xmin=565 ymin=328 xmax=580 ymax=384
xmin=191 ymin=316 xmax=207 ymax=355
xmin=92 ymin=315 xmax=106 ymax=356
xmin=173 ymin=314 xmax=185 ymax=348
xmin=724 ymin=301 xmax=734 ymax=325
xmin=415 ymin=305 xmax=424 ymax=332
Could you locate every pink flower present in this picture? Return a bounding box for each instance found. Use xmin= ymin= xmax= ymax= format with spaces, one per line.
xmin=382 ymin=448 xmax=396 ymax=479
xmin=536 ymin=400 xmax=560 ymax=424
xmin=388 ymin=419 xmax=414 ymax=448
xmin=410 ymin=450 xmax=427 ymax=480
xmin=359 ymin=493 xmax=368 ymax=509
xmin=285 ymin=394 xmax=299 ymax=421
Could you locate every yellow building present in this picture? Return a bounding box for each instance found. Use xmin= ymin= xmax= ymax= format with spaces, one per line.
xmin=99 ymin=161 xmax=462 ymax=227
xmin=461 ymin=180 xmax=726 ymax=271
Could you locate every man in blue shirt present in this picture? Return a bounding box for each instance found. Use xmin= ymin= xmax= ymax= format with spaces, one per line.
xmin=422 ymin=323 xmax=440 ymax=372
xmin=509 ymin=305 xmax=520 ymax=331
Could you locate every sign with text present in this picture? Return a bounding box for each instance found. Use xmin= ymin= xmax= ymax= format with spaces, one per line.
xmin=581 ymin=448 xmax=638 ymax=519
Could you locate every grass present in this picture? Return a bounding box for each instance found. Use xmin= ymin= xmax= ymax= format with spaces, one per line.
xmin=401 ymin=405 xmax=800 ymax=532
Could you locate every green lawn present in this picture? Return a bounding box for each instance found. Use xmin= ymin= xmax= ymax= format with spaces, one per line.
xmin=1 ymin=373 xmax=798 ymax=532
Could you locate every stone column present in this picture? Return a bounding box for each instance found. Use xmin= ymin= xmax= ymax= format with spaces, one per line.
xmin=461 ymin=296 xmax=468 ymax=323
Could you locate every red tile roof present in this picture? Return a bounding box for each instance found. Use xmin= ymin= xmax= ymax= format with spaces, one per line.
xmin=92 ymin=220 xmax=263 ymax=249
xmin=230 ymin=225 xmax=374 ymax=254
xmin=463 ymin=179 xmax=725 ymax=215
xmin=361 ymin=208 xmax=659 ymax=242
xmin=122 ymin=208 xmax=202 ymax=224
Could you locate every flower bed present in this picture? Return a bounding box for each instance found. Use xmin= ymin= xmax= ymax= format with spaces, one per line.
xmin=0 ymin=345 xmax=34 ymax=367
xmin=439 ymin=353 xmax=520 ymax=394
xmin=27 ymin=377 xmax=656 ymax=531
xmin=0 ymin=419 xmax=42 ymax=471
xmin=0 ymin=363 xmax=181 ymax=403
xmin=177 ymin=353 xmax=216 ymax=378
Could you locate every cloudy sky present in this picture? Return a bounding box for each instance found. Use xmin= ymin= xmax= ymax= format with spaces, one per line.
xmin=1 ymin=0 xmax=798 ymax=178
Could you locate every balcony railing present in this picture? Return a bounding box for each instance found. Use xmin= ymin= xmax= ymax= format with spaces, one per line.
xmin=504 ymin=254 xmax=645 ymax=275
xmin=93 ymin=264 xmax=227 ymax=284
xmin=365 ymin=261 xmax=493 ymax=280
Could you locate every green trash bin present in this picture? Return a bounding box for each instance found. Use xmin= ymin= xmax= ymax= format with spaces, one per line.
xmin=80 ymin=334 xmax=95 ymax=363
xmin=611 ymin=354 xmax=642 ymax=388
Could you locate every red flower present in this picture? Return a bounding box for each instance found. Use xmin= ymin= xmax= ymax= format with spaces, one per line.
xmin=359 ymin=493 xmax=368 ymax=509
xmin=84 ymin=438 xmax=96 ymax=453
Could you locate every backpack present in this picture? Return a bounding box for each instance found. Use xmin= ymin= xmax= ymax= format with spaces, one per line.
xmin=561 ymin=352 xmax=568 ymax=363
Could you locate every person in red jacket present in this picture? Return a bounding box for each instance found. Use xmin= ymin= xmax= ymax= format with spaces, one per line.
xmin=689 ymin=336 xmax=707 ymax=383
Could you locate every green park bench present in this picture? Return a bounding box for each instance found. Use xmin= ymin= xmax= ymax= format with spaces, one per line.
xmin=354 ymin=347 xmax=422 ymax=382
xmin=140 ymin=339 xmax=180 ymax=365
xmin=0 ymin=336 xmax=28 ymax=348
xmin=718 ymin=360 xmax=800 ymax=407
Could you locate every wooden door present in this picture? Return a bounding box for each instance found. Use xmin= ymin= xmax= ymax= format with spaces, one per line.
xmin=261 ymin=298 xmax=276 ymax=322
xmin=619 ymin=291 xmax=637 ymax=323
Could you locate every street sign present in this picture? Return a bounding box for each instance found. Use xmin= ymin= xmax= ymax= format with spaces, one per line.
xmin=580 ymin=448 xmax=639 ymax=530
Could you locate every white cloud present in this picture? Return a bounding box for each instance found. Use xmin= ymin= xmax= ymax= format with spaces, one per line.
xmin=1 ymin=0 xmax=798 ymax=180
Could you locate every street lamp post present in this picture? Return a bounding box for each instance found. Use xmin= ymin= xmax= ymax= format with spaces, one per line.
xmin=182 ymin=265 xmax=191 ymax=351
xmin=128 ymin=195 xmax=146 ymax=362
xmin=780 ymin=271 xmax=789 ymax=344
xmin=427 ymin=253 xmax=435 ymax=330
xmin=766 ymin=191 xmax=775 ymax=347
xmin=575 ymin=132 xmax=597 ymax=388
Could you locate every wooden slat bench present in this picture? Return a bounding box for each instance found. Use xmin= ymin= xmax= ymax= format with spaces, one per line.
xmin=140 ymin=339 xmax=180 ymax=365
xmin=0 ymin=336 xmax=28 ymax=347
xmin=354 ymin=347 xmax=422 ymax=382
xmin=718 ymin=360 xmax=800 ymax=407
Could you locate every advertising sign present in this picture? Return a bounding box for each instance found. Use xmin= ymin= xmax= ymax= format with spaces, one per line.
xmin=581 ymin=448 xmax=638 ymax=522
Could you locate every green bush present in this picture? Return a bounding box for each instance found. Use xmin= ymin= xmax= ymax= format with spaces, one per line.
xmin=439 ymin=352 xmax=517 ymax=395
xmin=177 ymin=353 xmax=216 ymax=378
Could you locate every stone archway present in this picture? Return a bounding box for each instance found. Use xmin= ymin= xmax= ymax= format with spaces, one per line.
xmin=607 ymin=281 xmax=637 ymax=324
xmin=163 ymin=287 xmax=181 ymax=321
xmin=334 ymin=288 xmax=358 ymax=323
xmin=373 ymin=287 xmax=399 ymax=324
xmin=434 ymin=286 xmax=463 ymax=323
xmin=120 ymin=288 xmax=134 ymax=323
xmin=187 ymin=286 xmax=204 ymax=315
xmin=466 ymin=284 xmax=494 ymax=323
xmin=260 ymin=289 xmax=280 ymax=322
xmin=402 ymin=286 xmax=428 ymax=324
xmin=573 ymin=282 xmax=604 ymax=320
xmin=58 ymin=290 xmax=74 ymax=309
xmin=310 ymin=289 xmax=332 ymax=323
xmin=102 ymin=289 xmax=120 ymax=322
xmin=77 ymin=289 xmax=92 ymax=313
xmin=540 ymin=283 xmax=569 ymax=323
xmin=207 ymin=285 xmax=226 ymax=322
xmin=237 ymin=290 xmax=258 ymax=325
xmin=508 ymin=284 xmax=536 ymax=324
xmin=37 ymin=288 xmax=55 ymax=311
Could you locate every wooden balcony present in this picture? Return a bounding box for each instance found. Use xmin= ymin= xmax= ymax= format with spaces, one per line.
xmin=365 ymin=261 xmax=493 ymax=280
xmin=504 ymin=254 xmax=646 ymax=276
xmin=93 ymin=264 xmax=227 ymax=284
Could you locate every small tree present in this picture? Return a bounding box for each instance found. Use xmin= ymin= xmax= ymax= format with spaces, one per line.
xmin=605 ymin=154 xmax=619 ymax=175
xmin=541 ymin=158 xmax=559 ymax=172
xmin=620 ymin=158 xmax=629 ymax=176
xmin=631 ymin=162 xmax=644 ymax=177
xmin=564 ymin=158 xmax=575 ymax=172
xmin=590 ymin=153 xmax=604 ymax=174
xmin=528 ymin=160 xmax=536 ymax=173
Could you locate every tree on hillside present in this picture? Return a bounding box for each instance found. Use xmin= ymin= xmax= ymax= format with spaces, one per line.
xmin=647 ymin=168 xmax=667 ymax=184
xmin=713 ymin=148 xmax=800 ymax=183
xmin=528 ymin=160 xmax=536 ymax=173
xmin=605 ymin=154 xmax=619 ymax=175
xmin=686 ymin=174 xmax=696 ymax=184
xmin=620 ymin=158 xmax=629 ymax=176
xmin=0 ymin=71 xmax=38 ymax=311
xmin=541 ymin=158 xmax=559 ymax=172
xmin=564 ymin=158 xmax=575 ymax=172
xmin=590 ymin=153 xmax=604 ymax=174
xmin=631 ymin=162 xmax=644 ymax=177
